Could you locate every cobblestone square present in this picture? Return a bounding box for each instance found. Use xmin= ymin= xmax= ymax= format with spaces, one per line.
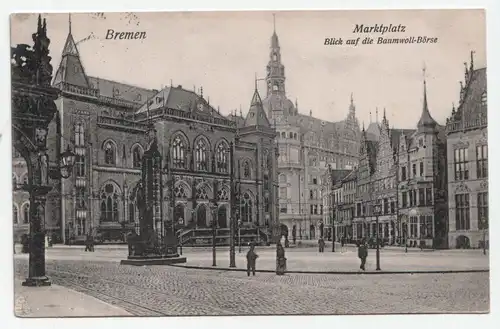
xmin=14 ymin=249 xmax=489 ymax=316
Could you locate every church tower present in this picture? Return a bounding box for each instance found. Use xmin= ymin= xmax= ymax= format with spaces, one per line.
xmin=266 ymin=15 xmax=286 ymax=97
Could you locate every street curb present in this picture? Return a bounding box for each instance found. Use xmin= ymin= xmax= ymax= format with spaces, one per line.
xmin=167 ymin=264 xmax=490 ymax=275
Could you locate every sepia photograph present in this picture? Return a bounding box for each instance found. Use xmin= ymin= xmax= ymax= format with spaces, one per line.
xmin=9 ymin=9 xmax=488 ymax=317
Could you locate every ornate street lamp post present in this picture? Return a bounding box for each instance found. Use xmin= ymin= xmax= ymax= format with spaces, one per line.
xmin=12 ymin=16 xmax=76 ymax=286
xmin=210 ymin=202 xmax=218 ymax=266
xmin=373 ymin=203 xmax=382 ymax=271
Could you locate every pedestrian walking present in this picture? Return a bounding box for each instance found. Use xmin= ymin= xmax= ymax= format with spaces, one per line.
xmin=318 ymin=237 xmax=325 ymax=253
xmin=341 ymin=235 xmax=346 ymax=252
xmin=276 ymin=241 xmax=287 ymax=275
xmin=246 ymin=244 xmax=259 ymax=276
xmin=358 ymin=238 xmax=368 ymax=271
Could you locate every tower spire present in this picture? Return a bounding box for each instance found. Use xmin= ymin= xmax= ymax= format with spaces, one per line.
xmin=417 ymin=63 xmax=437 ymax=132
xmin=273 ymin=13 xmax=276 ymax=33
xmin=69 ymin=13 xmax=72 ymax=34
xmin=376 ymin=107 xmax=379 ymax=123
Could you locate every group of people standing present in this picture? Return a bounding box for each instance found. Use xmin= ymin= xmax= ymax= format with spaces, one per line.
xmin=246 ymin=241 xmax=287 ymax=276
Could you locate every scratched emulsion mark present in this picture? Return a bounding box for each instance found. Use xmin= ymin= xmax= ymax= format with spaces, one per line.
xmin=14 ymin=295 xmax=32 ymax=317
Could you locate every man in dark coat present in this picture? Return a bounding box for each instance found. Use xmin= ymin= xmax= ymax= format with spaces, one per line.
xmin=318 ymin=237 xmax=325 ymax=252
xmin=246 ymin=244 xmax=259 ymax=276
xmin=358 ymin=238 xmax=368 ymax=271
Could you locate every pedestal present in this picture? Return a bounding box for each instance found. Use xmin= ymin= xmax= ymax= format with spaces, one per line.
xmin=22 ymin=276 xmax=51 ymax=287
xmin=121 ymin=254 xmax=187 ymax=266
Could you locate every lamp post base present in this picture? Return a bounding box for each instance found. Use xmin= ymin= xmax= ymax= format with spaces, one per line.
xmin=22 ymin=276 xmax=51 ymax=287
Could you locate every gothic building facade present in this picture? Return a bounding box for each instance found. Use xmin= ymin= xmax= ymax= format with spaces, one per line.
xmin=262 ymin=23 xmax=361 ymax=241
xmin=445 ymin=53 xmax=488 ymax=249
xmin=13 ymin=21 xmax=279 ymax=245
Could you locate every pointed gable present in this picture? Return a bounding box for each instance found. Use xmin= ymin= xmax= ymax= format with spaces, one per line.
xmin=245 ymin=89 xmax=271 ymax=128
xmin=53 ymin=31 xmax=90 ymax=88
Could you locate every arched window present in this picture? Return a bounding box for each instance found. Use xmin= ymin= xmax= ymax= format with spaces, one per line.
xmin=281 ymin=132 xmax=286 ymax=138
xmin=100 ymin=183 xmax=119 ymax=222
xmin=13 ymin=204 xmax=18 ymax=224
xmin=22 ymin=203 xmax=30 ymax=224
xmin=174 ymin=183 xmax=189 ymax=199
xmin=217 ymin=187 xmax=229 ymax=201
xmin=264 ymin=196 xmax=270 ymax=213
xmin=75 ymin=123 xmax=85 ymax=147
xmin=243 ymin=161 xmax=251 ymax=178
xmin=104 ymin=141 xmax=116 ymax=165
xmin=294 ymin=133 xmax=298 ymax=140
xmin=216 ymin=142 xmax=228 ymax=173
xmin=289 ymin=132 xmax=293 ymax=139
xmin=196 ymin=185 xmax=209 ymax=200
xmin=132 ymin=146 xmax=142 ymax=168
xmin=174 ymin=204 xmax=185 ymax=223
xmin=195 ymin=138 xmax=208 ymax=171
xmin=241 ymin=192 xmax=253 ymax=223
xmin=279 ymin=174 xmax=286 ymax=183
xmin=172 ymin=135 xmax=187 ymax=169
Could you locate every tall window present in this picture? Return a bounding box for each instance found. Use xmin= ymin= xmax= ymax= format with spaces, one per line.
xmin=410 ymin=216 xmax=418 ymax=238
xmin=128 ymin=195 xmax=136 ymax=223
xmin=478 ymin=192 xmax=488 ymax=229
xmin=75 ymin=155 xmax=85 ymax=177
xmin=76 ymin=187 xmax=86 ymax=209
xmin=132 ymin=146 xmax=142 ymax=169
xmin=476 ymin=145 xmax=488 ymax=179
xmin=419 ymin=162 xmax=424 ymax=176
xmin=455 ymin=193 xmax=470 ymax=231
xmin=264 ymin=197 xmax=270 ymax=213
xmin=454 ymin=148 xmax=469 ymax=180
xmin=412 ymin=163 xmax=416 ymax=177
xmin=426 ymin=188 xmax=432 ymax=205
xmin=75 ymin=123 xmax=85 ymax=146
xmin=100 ymin=184 xmax=119 ymax=222
xmin=23 ymin=203 xmax=30 ymax=224
xmin=402 ymin=192 xmax=408 ymax=208
xmin=172 ymin=135 xmax=186 ymax=169
xmin=383 ymin=198 xmax=389 ymax=214
xmin=13 ymin=205 xmax=18 ymax=224
xmin=243 ymin=161 xmax=251 ymax=178
xmin=104 ymin=141 xmax=116 ymax=165
xmin=401 ymin=166 xmax=407 ymax=181
xmin=418 ymin=188 xmax=425 ymax=206
xmin=279 ymin=174 xmax=286 ymax=183
xmin=216 ymin=142 xmax=228 ymax=173
xmin=241 ymin=192 xmax=253 ymax=222
xmin=280 ymin=187 xmax=287 ymax=199
xmin=195 ymin=139 xmax=208 ymax=171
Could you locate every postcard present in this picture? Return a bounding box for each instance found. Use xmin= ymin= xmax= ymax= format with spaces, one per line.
xmin=10 ymin=10 xmax=488 ymax=317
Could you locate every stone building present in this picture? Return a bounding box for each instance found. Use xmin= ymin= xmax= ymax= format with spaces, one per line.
xmin=397 ymin=74 xmax=448 ymax=249
xmin=13 ymin=21 xmax=279 ymax=245
xmin=338 ymin=169 xmax=357 ymax=241
xmin=445 ymin=53 xmax=488 ymax=249
xmin=262 ymin=22 xmax=360 ymax=241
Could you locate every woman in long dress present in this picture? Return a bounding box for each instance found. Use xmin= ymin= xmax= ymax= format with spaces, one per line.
xmin=276 ymin=242 xmax=287 ymax=275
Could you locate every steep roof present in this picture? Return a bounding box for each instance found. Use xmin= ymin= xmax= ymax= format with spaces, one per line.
xmin=455 ymin=67 xmax=487 ymax=122
xmin=88 ymin=76 xmax=156 ymax=104
xmin=365 ymin=122 xmax=380 ymax=141
xmin=330 ymin=169 xmax=352 ymax=186
xmin=244 ymin=89 xmax=271 ymax=127
xmin=136 ymin=85 xmax=226 ymax=120
xmin=52 ymin=32 xmax=90 ymax=88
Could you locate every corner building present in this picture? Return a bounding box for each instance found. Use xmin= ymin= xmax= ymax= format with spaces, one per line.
xmin=445 ymin=53 xmax=488 ymax=249
xmin=36 ymin=24 xmax=279 ymax=245
xmin=262 ymin=24 xmax=360 ymax=241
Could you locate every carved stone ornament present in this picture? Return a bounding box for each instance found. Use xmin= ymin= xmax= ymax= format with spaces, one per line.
xmin=453 ymin=140 xmax=470 ymax=150
xmin=454 ymin=182 xmax=471 ymax=193
xmin=479 ymin=180 xmax=488 ymax=190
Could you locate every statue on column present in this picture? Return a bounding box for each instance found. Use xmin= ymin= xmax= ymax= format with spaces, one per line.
xmin=39 ymin=153 xmax=48 ymax=186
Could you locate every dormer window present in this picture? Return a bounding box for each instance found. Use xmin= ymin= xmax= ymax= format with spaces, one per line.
xmin=481 ymin=92 xmax=487 ymax=106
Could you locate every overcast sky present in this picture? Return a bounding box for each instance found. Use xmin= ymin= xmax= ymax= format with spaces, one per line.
xmin=11 ymin=10 xmax=486 ymax=128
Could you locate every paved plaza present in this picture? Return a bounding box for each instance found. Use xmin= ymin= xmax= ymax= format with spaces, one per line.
xmin=13 ymin=246 xmax=489 ymax=316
